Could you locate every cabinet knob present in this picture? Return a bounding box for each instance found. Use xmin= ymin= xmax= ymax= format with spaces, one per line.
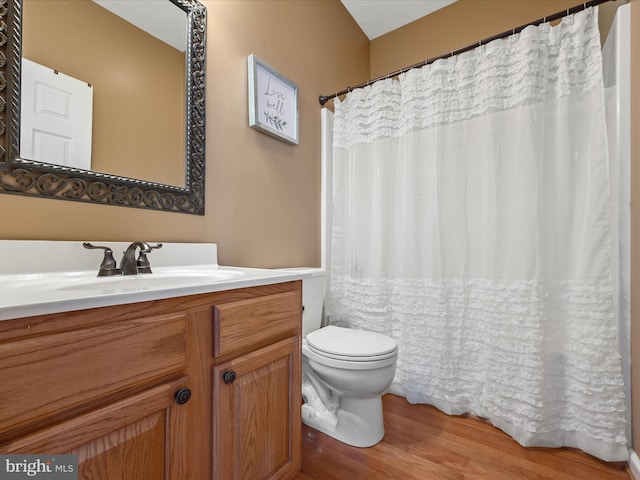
xmin=174 ymin=388 xmax=192 ymax=405
xmin=222 ymin=370 xmax=237 ymax=385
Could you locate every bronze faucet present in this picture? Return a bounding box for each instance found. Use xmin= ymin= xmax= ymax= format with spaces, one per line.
xmin=83 ymin=242 xmax=163 ymax=276
xmin=120 ymin=241 xmax=151 ymax=275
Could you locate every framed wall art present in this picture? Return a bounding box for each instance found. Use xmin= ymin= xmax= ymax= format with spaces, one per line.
xmin=247 ymin=54 xmax=299 ymax=145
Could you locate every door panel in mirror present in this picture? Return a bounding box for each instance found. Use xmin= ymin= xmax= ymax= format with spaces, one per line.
xmin=20 ymin=57 xmax=94 ymax=171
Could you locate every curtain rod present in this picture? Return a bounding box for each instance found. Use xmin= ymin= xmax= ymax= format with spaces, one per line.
xmin=318 ymin=0 xmax=613 ymax=106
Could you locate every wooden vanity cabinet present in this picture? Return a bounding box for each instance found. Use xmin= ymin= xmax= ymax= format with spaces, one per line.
xmin=3 ymin=378 xmax=191 ymax=479
xmin=0 ymin=280 xmax=303 ymax=480
xmin=212 ymin=288 xmax=302 ymax=480
xmin=0 ymin=306 xmax=194 ymax=479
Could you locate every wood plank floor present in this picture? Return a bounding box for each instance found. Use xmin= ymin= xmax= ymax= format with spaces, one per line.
xmin=294 ymin=394 xmax=630 ymax=480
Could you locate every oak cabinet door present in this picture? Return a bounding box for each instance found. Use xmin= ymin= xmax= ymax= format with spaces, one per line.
xmin=2 ymin=380 xmax=190 ymax=480
xmin=213 ymin=337 xmax=301 ymax=480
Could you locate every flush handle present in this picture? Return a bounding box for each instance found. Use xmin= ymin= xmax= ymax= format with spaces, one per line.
xmin=222 ymin=370 xmax=237 ymax=385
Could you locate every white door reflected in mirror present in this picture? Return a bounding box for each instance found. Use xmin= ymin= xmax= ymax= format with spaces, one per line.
xmin=20 ymin=57 xmax=93 ymax=170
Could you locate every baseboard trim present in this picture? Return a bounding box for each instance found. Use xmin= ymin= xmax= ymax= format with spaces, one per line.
xmin=629 ymin=450 xmax=640 ymax=479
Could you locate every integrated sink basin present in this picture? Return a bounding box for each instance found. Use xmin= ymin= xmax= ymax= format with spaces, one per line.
xmin=3 ymin=267 xmax=247 ymax=295
xmin=0 ymin=241 xmax=310 ymax=321
xmin=53 ymin=269 xmax=246 ymax=293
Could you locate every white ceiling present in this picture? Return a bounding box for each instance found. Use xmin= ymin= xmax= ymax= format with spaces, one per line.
xmin=92 ymin=0 xmax=187 ymax=52
xmin=340 ymin=0 xmax=458 ymax=40
xmin=93 ymin=1 xmax=457 ymax=50
xmin=92 ymin=0 xmax=457 ymax=51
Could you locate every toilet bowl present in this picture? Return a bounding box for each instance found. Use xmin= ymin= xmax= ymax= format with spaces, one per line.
xmin=281 ymin=268 xmax=398 ymax=448
xmin=302 ymin=325 xmax=397 ymax=447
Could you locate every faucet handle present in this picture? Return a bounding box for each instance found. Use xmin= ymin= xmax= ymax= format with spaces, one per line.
xmin=136 ymin=243 xmax=163 ymax=274
xmin=82 ymin=242 xmax=120 ymax=277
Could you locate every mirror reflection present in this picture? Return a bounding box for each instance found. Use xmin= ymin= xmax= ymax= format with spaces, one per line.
xmin=21 ymin=0 xmax=187 ymax=187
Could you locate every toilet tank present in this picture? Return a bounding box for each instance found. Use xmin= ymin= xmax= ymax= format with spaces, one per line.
xmin=278 ymin=268 xmax=326 ymax=337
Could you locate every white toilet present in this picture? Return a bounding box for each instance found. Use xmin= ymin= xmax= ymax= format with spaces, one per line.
xmin=293 ymin=268 xmax=398 ymax=448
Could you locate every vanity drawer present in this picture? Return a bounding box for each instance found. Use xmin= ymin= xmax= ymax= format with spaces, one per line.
xmin=213 ymin=289 xmax=301 ymax=361
xmin=0 ymin=312 xmax=186 ymax=437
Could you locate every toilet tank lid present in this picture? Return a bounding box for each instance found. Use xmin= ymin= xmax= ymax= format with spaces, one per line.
xmin=306 ymin=325 xmax=397 ymax=358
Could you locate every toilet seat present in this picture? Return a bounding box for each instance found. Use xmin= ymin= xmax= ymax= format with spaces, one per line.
xmin=306 ymin=325 xmax=398 ymax=362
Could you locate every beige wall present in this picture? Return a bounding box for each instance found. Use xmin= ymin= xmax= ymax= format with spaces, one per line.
xmin=23 ymin=0 xmax=185 ymax=186
xmin=202 ymin=0 xmax=368 ymax=267
xmin=371 ymin=0 xmax=599 ymax=78
xmin=3 ymin=0 xmax=369 ymax=269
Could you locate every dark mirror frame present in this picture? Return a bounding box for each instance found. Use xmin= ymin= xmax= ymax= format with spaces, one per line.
xmin=0 ymin=0 xmax=206 ymax=215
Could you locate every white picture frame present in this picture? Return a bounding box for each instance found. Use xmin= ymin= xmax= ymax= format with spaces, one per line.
xmin=247 ymin=54 xmax=299 ymax=145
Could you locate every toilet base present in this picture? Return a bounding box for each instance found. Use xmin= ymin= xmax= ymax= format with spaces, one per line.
xmin=301 ymin=383 xmax=385 ymax=448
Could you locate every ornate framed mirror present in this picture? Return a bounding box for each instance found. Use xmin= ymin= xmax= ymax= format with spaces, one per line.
xmin=0 ymin=0 xmax=206 ymax=215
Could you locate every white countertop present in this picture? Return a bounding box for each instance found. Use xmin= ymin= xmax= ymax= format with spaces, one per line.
xmin=0 ymin=241 xmax=311 ymax=321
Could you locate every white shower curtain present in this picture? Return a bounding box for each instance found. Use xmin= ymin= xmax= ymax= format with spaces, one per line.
xmin=328 ymin=7 xmax=628 ymax=461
